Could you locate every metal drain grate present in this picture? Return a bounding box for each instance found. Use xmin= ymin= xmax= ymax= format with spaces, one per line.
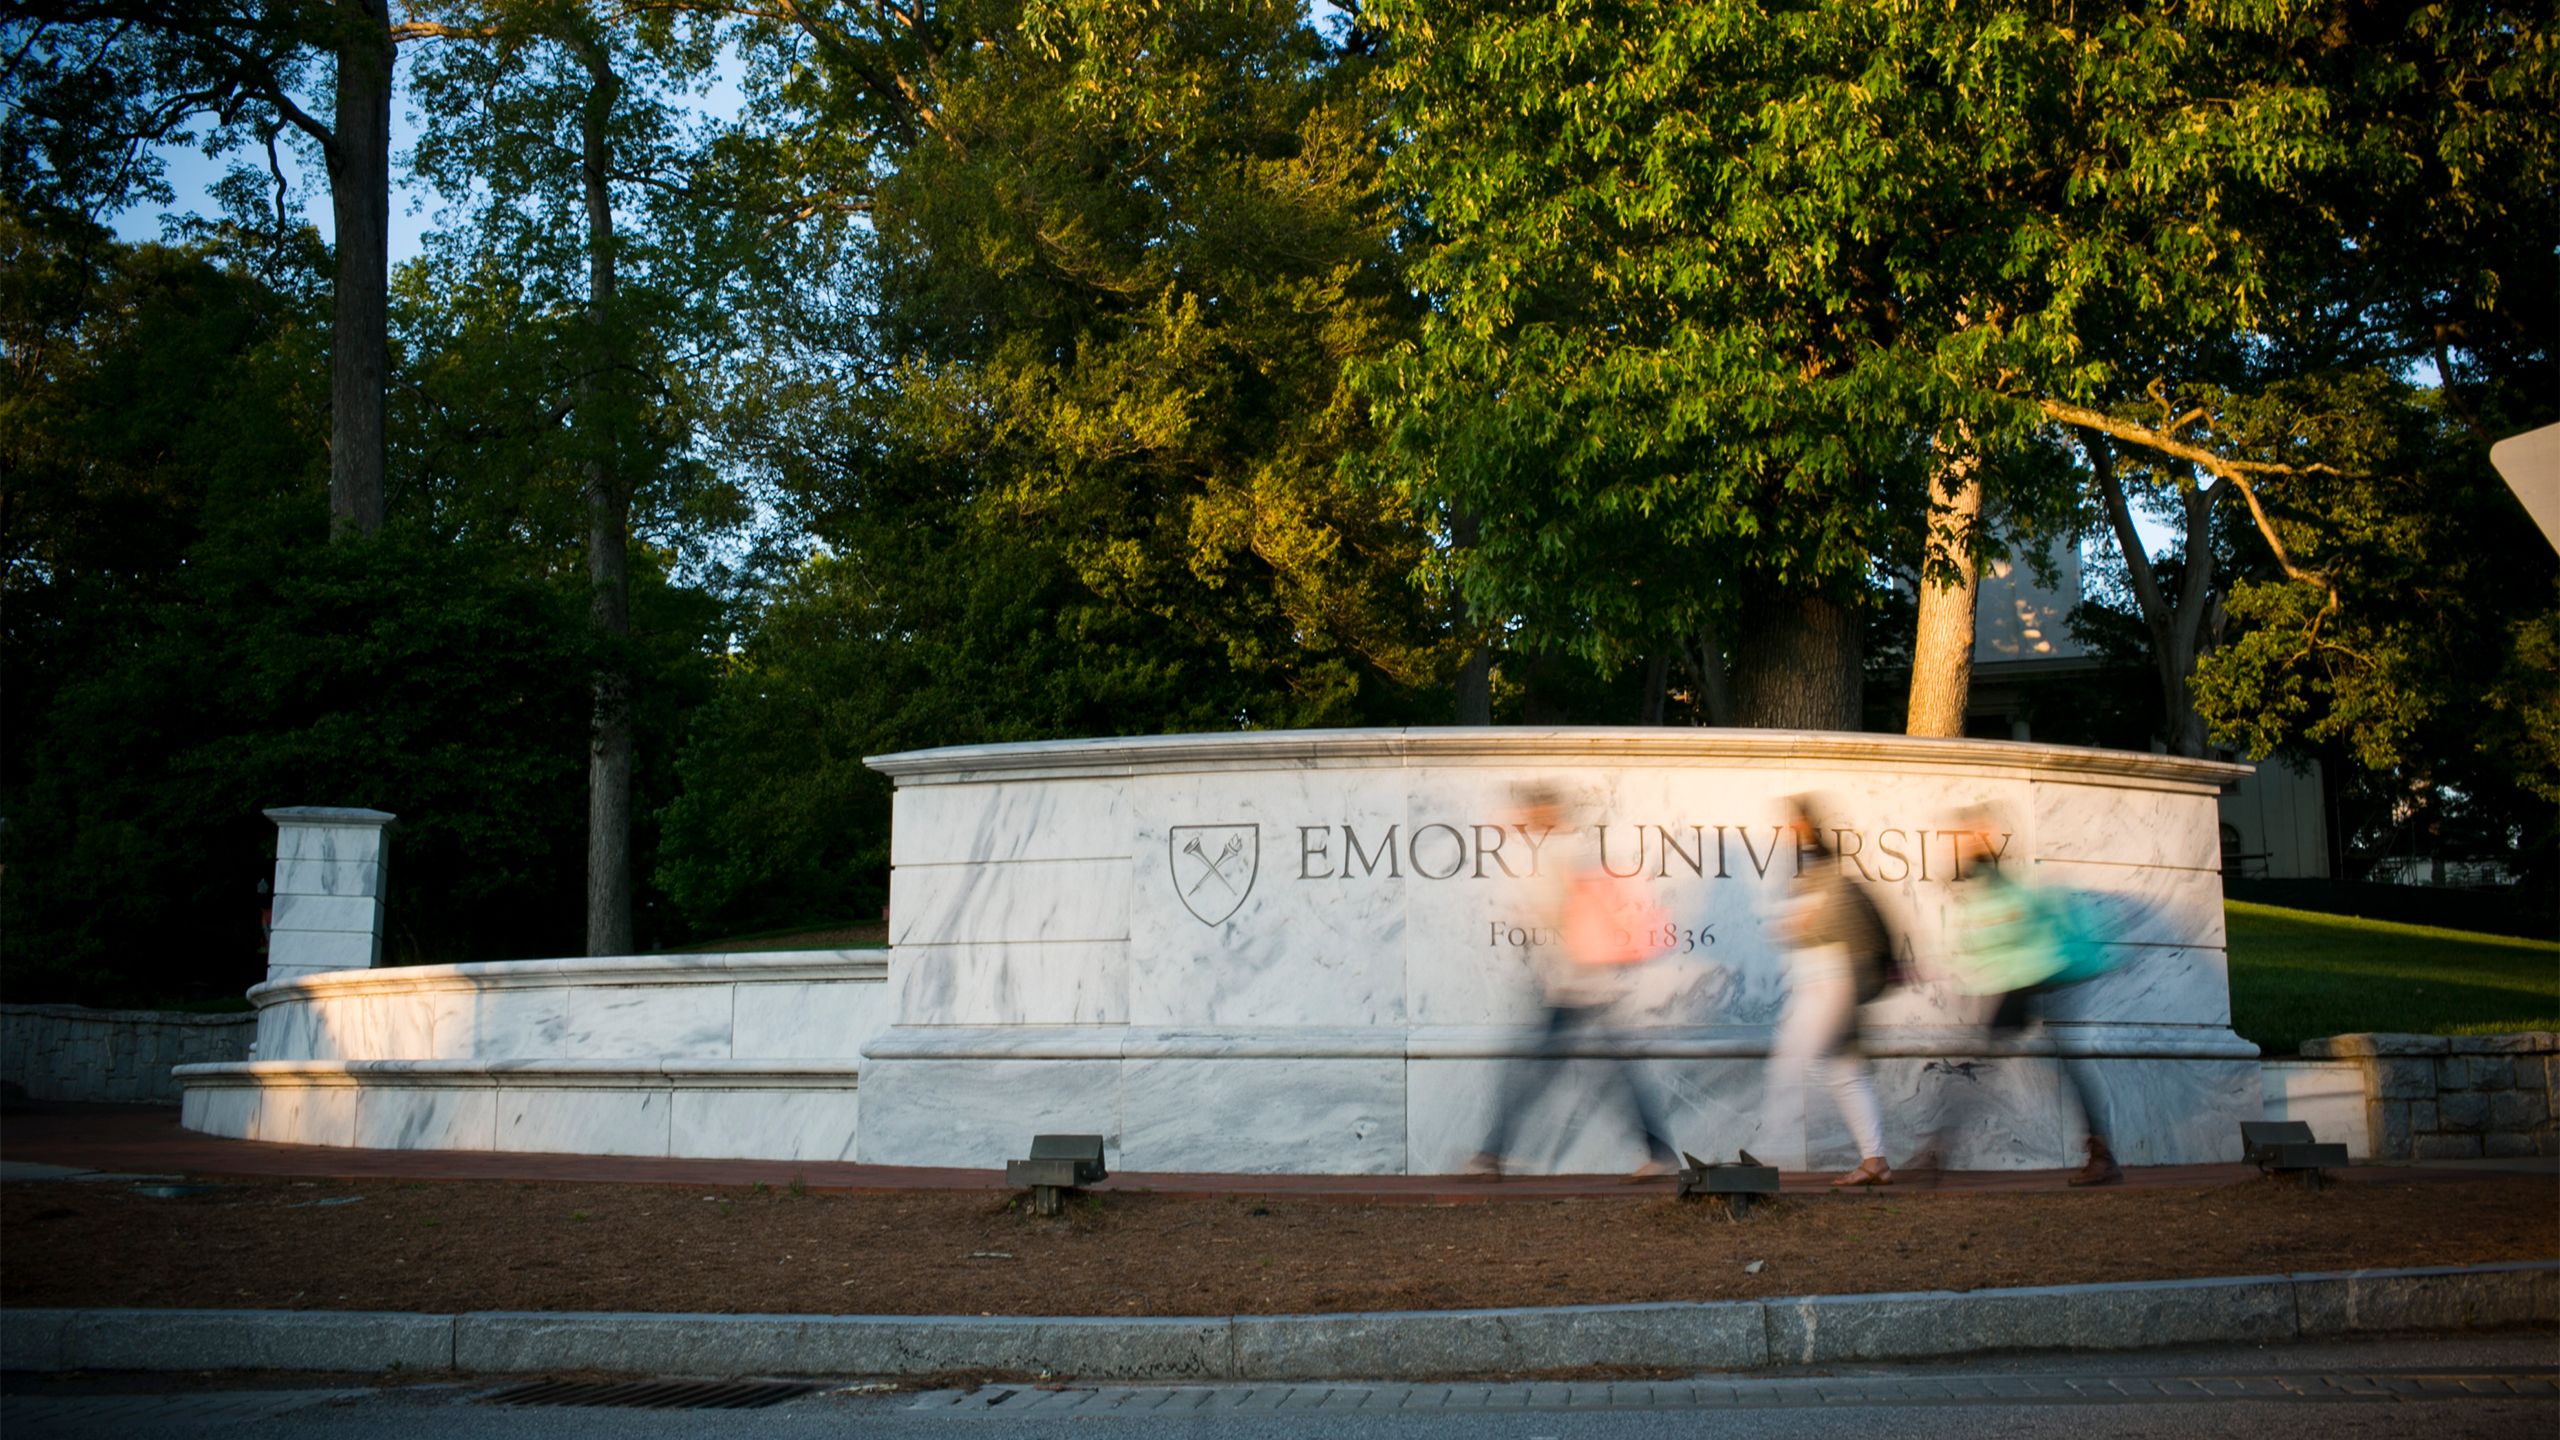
xmin=482 ymin=1379 xmax=818 ymax=1410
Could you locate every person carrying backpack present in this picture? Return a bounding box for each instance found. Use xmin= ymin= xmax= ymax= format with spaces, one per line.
xmin=1925 ymin=805 xmax=2123 ymax=1187
xmin=1762 ymin=794 xmax=1898 ymax=1187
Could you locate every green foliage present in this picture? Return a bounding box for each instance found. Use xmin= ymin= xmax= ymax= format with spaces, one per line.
xmin=858 ymin=0 xmax=1445 ymax=716
xmin=2226 ymin=901 xmax=2560 ymax=1056
xmin=2084 ymin=2 xmax=2555 ymax=776
xmin=0 ymin=203 xmax=722 ymax=1000
xmin=656 ymin=1 xmax=1448 ymax=933
xmin=0 ymin=3 xmax=327 ymax=226
xmin=2185 ymin=374 xmax=2557 ymax=887
xmin=12 ymin=2 xmax=2555 ymax=991
xmin=1353 ymin=0 xmax=2368 ymax=671
xmin=6 ymin=525 xmax=604 ymax=999
xmin=2187 ymin=380 xmax=2558 ymax=780
xmin=655 ymin=556 xmax=898 ymax=937
xmin=400 ymin=1 xmax=750 ymax=556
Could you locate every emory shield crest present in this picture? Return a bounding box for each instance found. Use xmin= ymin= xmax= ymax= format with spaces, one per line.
xmin=1169 ymin=824 xmax=1259 ymax=926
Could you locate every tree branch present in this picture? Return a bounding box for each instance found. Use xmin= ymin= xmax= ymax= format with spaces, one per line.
xmin=262 ymin=122 xmax=289 ymax=229
xmin=2174 ymin=475 xmax=2218 ymax=641
xmin=2038 ymin=397 xmax=2332 ymax=597
xmin=390 ymin=21 xmax=502 ymax=43
xmin=2430 ymin=334 xmax=2492 ymax=446
xmin=2084 ymin=428 xmax=2172 ymax=642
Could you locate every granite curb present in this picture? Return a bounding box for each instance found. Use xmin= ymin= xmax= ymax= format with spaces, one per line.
xmin=4 ymin=1262 xmax=2552 ymax=1380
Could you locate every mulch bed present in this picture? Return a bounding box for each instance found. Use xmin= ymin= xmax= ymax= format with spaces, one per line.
xmin=5 ymin=1171 xmax=2552 ymax=1317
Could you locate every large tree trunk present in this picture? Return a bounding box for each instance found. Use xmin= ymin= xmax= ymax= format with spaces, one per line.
xmin=2160 ymin=482 xmax=2216 ymax=758
xmin=1680 ymin=619 xmax=1736 ymax=726
xmin=325 ymin=0 xmax=391 ymax=538
xmin=1449 ymin=507 xmax=1492 ymax=724
xmin=585 ymin=506 xmax=633 ymax=955
xmin=576 ymin=36 xmax=633 ymax=956
xmin=1906 ymin=437 xmax=1982 ymax=736
xmin=1454 ymin=645 xmax=1493 ymax=724
xmin=1732 ymin=590 xmax=1863 ymax=730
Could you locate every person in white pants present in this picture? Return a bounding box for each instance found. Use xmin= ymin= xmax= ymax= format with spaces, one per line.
xmin=1762 ymin=796 xmax=1894 ymax=1187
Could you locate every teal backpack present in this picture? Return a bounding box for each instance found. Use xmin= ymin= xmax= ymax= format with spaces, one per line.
xmin=2033 ymin=887 xmax=2115 ymax=986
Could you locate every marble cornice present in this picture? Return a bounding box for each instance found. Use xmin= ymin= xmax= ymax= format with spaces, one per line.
xmin=174 ymin=1059 xmax=867 ymax=1089
xmin=243 ymin=950 xmax=888 ymax=1008
xmin=859 ymin=1022 xmax=2261 ymax=1063
xmin=867 ymin=727 xmax=2253 ymax=792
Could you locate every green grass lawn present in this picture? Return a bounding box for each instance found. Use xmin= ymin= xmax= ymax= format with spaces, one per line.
xmin=664 ymin=919 xmax=888 ymax=954
xmin=2226 ymin=900 xmax=2560 ymax=1055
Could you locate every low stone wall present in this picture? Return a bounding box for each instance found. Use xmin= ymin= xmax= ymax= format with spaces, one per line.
xmin=0 ymin=1005 xmax=256 ymax=1105
xmin=2299 ymin=1033 xmax=2557 ymax=1160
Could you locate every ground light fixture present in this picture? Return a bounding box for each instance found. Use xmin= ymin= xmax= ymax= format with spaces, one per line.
xmin=2240 ymin=1121 xmax=2350 ymax=1189
xmin=1007 ymin=1134 xmax=1110 ymax=1216
xmin=1677 ymin=1149 xmax=1781 ymax=1214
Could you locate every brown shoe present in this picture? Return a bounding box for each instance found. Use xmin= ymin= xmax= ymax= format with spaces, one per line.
xmin=1830 ymin=1156 xmax=1892 ymax=1187
xmin=2069 ymin=1138 xmax=2122 ymax=1187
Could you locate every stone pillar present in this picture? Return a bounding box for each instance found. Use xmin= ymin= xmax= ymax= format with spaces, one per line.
xmin=263 ymin=807 xmax=395 ymax=985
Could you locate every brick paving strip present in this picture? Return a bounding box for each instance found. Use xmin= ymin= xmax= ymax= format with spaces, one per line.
xmin=0 ymin=1104 xmax=2522 ymax=1200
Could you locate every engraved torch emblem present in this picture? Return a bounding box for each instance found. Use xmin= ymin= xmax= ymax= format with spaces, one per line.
xmin=1169 ymin=824 xmax=1259 ymax=926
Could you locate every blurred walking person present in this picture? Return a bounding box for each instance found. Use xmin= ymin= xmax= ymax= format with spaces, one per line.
xmin=1921 ymin=806 xmax=2123 ymax=1187
xmin=1469 ymin=784 xmax=1680 ymax=1180
xmin=1763 ymin=795 xmax=1897 ymax=1186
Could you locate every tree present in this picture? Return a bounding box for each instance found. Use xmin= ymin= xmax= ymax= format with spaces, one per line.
xmin=761 ymin=0 xmax=1442 ymax=725
xmin=0 ymin=213 xmax=629 ymax=1000
xmin=1996 ymin=2 xmax=2553 ymax=778
xmin=405 ymin=0 xmax=740 ymax=955
xmin=1357 ymin=1 xmax=2554 ymax=745
xmin=653 ymin=1 xmax=1447 ymax=931
xmin=6 ymin=0 xmax=398 ymax=536
xmin=2189 ymin=374 xmax=2558 ymax=880
xmin=2084 ymin=435 xmax=2226 ymax=758
xmin=1359 ymin=0 xmax=2143 ymax=731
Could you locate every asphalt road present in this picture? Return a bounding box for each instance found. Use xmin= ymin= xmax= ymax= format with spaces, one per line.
xmin=7 ymin=1332 xmax=2554 ymax=1440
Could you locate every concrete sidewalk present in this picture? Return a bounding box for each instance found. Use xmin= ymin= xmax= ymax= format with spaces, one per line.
xmin=3 ymin=1264 xmax=2553 ymax=1380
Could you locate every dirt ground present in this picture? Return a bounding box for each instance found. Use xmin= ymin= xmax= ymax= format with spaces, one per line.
xmin=5 ymin=1170 xmax=2552 ymax=1317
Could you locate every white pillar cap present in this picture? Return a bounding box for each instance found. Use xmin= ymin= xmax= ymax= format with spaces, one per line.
xmin=263 ymin=807 xmax=397 ymax=827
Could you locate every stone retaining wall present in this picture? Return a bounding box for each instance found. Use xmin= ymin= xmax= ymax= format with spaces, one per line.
xmin=2299 ymin=1032 xmax=2558 ymax=1160
xmin=0 ymin=1005 xmax=256 ymax=1105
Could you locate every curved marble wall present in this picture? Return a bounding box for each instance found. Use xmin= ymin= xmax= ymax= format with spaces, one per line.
xmin=859 ymin=728 xmax=2259 ymax=1174
xmin=178 ymin=951 xmax=889 ymax=1161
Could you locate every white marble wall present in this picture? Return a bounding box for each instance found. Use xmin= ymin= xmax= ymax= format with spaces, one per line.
xmin=853 ymin=1037 xmax=2261 ymax=1175
xmin=860 ymin=729 xmax=2260 ymax=1172
xmin=2260 ymin=1058 xmax=2373 ymax=1158
xmin=263 ymin=808 xmax=395 ymax=983
xmin=186 ymin=732 xmax=2266 ymax=1174
xmin=180 ymin=952 xmax=891 ymax=1162
xmin=244 ymin=953 xmax=891 ymax=1063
